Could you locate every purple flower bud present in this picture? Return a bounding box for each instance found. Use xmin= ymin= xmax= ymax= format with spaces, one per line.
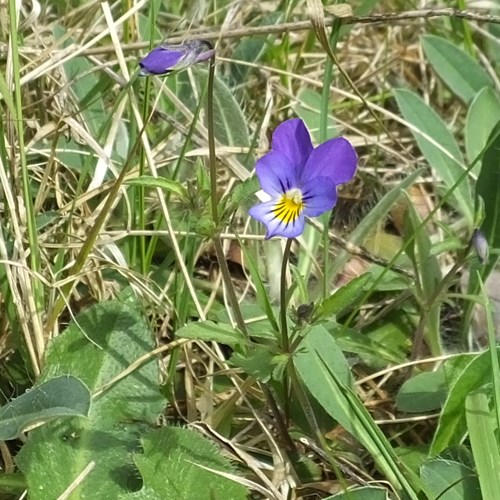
xmin=139 ymin=39 xmax=214 ymax=76
xmin=472 ymin=229 xmax=489 ymax=264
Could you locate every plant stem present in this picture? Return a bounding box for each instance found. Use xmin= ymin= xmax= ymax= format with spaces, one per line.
xmin=206 ymin=56 xmax=248 ymax=337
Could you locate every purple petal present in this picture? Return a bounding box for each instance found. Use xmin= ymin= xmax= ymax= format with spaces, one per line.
xmin=271 ymin=119 xmax=313 ymax=177
xmin=255 ymin=151 xmax=299 ymax=197
xmin=301 ymin=177 xmax=338 ymax=217
xmin=301 ymin=137 xmax=357 ymax=186
xmin=249 ymin=200 xmax=305 ymax=239
xmin=139 ymin=47 xmax=185 ymax=75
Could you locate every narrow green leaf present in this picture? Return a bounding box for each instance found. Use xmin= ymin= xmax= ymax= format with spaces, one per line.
xmin=126 ymin=175 xmax=188 ymax=199
xmin=476 ymin=122 xmax=500 ymax=250
xmin=466 ymin=390 xmax=500 ymax=500
xmin=0 ymin=375 xmax=90 ymax=440
xmin=317 ymin=273 xmax=372 ymax=319
xmin=465 ymin=87 xmax=500 ymax=166
xmin=404 ymin=201 xmax=442 ymax=356
xmin=181 ymin=68 xmax=253 ymax=169
xmin=175 ymin=320 xmax=247 ymax=347
xmin=422 ymin=35 xmax=493 ymax=104
xmin=431 ymin=350 xmax=493 ymax=455
xmin=54 ymin=25 xmax=107 ymax=139
xmin=294 ymin=326 xmax=423 ymax=497
xmin=394 ymin=89 xmax=473 ymax=225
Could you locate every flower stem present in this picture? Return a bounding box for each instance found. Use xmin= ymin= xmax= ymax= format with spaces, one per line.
xmin=320 ymin=19 xmax=341 ymax=299
xmin=206 ymin=55 xmax=248 ymax=337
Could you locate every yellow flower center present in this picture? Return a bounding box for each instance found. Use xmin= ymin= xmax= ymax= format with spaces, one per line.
xmin=273 ymin=188 xmax=304 ymax=224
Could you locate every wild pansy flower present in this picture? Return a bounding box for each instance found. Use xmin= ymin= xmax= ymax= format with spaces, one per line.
xmin=139 ymin=39 xmax=214 ymax=76
xmin=248 ymin=118 xmax=357 ymax=239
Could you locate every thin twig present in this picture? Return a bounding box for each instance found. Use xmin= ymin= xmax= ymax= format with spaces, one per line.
xmin=21 ymin=8 xmax=499 ymax=58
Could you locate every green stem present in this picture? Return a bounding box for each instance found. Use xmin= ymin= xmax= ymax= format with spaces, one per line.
xmin=320 ymin=19 xmax=341 ymax=299
xmin=206 ymin=56 xmax=248 ymax=337
xmin=8 ymin=0 xmax=44 ymax=367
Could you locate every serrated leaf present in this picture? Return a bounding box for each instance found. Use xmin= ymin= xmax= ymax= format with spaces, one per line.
xmin=422 ymin=35 xmax=493 ymax=104
xmin=16 ymin=300 xmax=166 ymax=499
xmin=317 ymin=273 xmax=372 ymax=319
xmin=17 ymin=422 xmax=145 ymax=499
xmin=394 ymin=89 xmax=473 ymax=225
xmin=0 ymin=375 xmax=90 ymax=440
xmin=122 ymin=427 xmax=247 ymax=500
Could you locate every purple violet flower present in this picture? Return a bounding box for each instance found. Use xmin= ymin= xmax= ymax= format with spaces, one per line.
xmin=248 ymin=118 xmax=357 ymax=239
xmin=139 ymin=39 xmax=214 ymax=76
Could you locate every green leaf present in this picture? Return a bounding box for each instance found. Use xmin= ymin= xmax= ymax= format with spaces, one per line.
xmin=54 ymin=25 xmax=107 ymax=139
xmin=396 ymin=370 xmax=447 ymax=413
xmin=317 ymin=273 xmax=372 ymax=319
xmin=325 ymin=486 xmax=389 ymax=499
xmin=403 ymin=201 xmax=443 ymax=356
xmin=229 ymin=12 xmax=282 ymax=85
xmin=16 ymin=300 xmax=166 ymax=499
xmin=477 ymin=122 xmax=500 ymax=250
xmin=294 ymin=88 xmax=339 ymax=142
xmin=422 ymin=35 xmax=493 ymax=104
xmin=295 ymin=324 xmax=353 ymax=390
xmin=0 ymin=375 xmax=90 ymax=440
xmin=182 ymin=68 xmax=253 ymax=169
xmin=295 ymin=336 xmax=423 ymax=497
xmin=17 ymin=422 xmax=146 ymax=499
xmin=40 ymin=300 xmax=165 ymax=425
xmin=431 ymin=350 xmax=493 ymax=455
xmin=230 ymin=348 xmax=274 ymax=382
xmin=175 ymin=320 xmax=247 ymax=348
xmin=420 ymin=459 xmax=481 ymax=500
xmin=465 ymin=87 xmax=500 ymax=166
xmin=0 ymin=472 xmax=26 ymax=494
xmin=466 ymin=390 xmax=500 ymax=500
xmin=126 ymin=176 xmax=188 ymax=199
xmin=394 ymin=89 xmax=473 ymax=225
xmin=122 ymin=427 xmax=247 ymax=500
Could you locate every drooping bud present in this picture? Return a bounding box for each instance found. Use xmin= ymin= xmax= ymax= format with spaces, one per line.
xmin=472 ymin=229 xmax=489 ymax=264
xmin=139 ymin=39 xmax=214 ymax=76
